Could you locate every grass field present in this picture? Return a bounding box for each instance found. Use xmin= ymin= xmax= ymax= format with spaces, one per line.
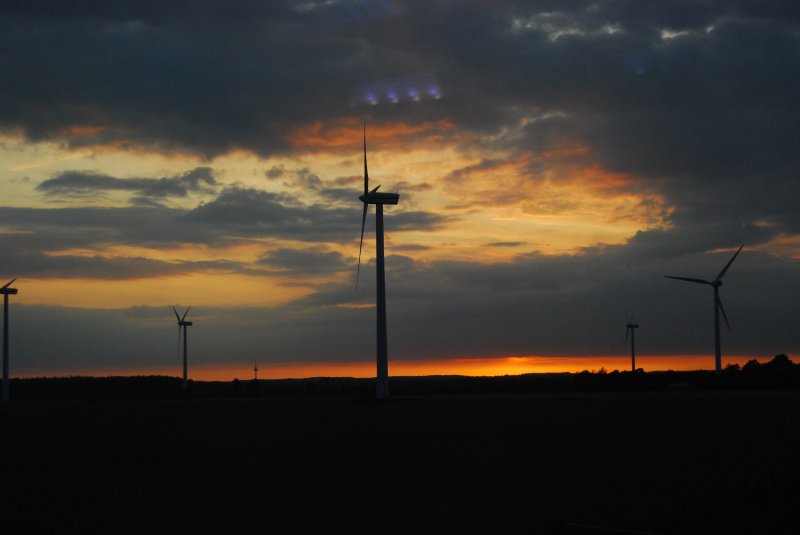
xmin=3 ymin=390 xmax=799 ymax=534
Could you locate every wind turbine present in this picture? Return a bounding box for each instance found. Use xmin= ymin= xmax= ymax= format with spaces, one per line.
xmin=625 ymin=311 xmax=639 ymax=372
xmin=357 ymin=122 xmax=400 ymax=399
xmin=2 ymin=279 xmax=18 ymax=402
xmin=665 ymin=245 xmax=744 ymax=373
xmin=172 ymin=306 xmax=193 ymax=391
xmin=254 ymin=360 xmax=258 ymax=381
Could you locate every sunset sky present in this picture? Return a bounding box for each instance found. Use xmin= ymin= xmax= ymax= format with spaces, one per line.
xmin=1 ymin=1 xmax=799 ymax=379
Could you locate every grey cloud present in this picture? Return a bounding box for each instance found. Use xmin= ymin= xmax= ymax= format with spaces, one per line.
xmin=1 ymin=249 xmax=249 ymax=280
xmin=286 ymin=234 xmax=800 ymax=361
xmin=487 ymin=242 xmax=526 ymax=248
xmin=266 ymin=165 xmax=285 ymax=179
xmin=37 ymin=167 xmax=218 ymax=199
xmin=258 ymin=247 xmax=351 ymax=276
xmin=392 ymin=244 xmax=432 ymax=252
xmin=318 ymin=187 xmax=356 ymax=204
xmin=0 ymin=186 xmax=448 ymax=279
xmin=11 ymin=233 xmax=799 ymax=374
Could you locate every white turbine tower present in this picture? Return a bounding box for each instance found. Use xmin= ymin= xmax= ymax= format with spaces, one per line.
xmin=357 ymin=122 xmax=400 ymax=399
xmin=172 ymin=306 xmax=193 ymax=391
xmin=665 ymin=245 xmax=744 ymax=373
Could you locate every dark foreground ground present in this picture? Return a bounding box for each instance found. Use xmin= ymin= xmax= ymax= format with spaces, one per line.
xmin=2 ymin=390 xmax=799 ymax=534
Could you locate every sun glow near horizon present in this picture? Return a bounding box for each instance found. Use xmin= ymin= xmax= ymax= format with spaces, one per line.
xmin=15 ymin=355 xmax=776 ymax=381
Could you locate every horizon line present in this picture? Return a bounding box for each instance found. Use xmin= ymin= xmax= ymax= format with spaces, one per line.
xmin=11 ymin=354 xmax=785 ymax=381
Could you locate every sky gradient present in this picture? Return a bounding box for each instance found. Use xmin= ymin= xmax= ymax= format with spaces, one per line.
xmin=1 ymin=1 xmax=799 ymax=378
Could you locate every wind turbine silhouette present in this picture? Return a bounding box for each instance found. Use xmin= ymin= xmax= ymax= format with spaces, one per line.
xmin=357 ymin=122 xmax=400 ymax=399
xmin=625 ymin=311 xmax=639 ymax=372
xmin=172 ymin=306 xmax=193 ymax=391
xmin=665 ymin=245 xmax=744 ymax=373
xmin=2 ymin=279 xmax=18 ymax=402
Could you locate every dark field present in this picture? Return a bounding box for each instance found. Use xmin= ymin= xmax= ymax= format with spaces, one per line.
xmin=3 ymin=390 xmax=799 ymax=534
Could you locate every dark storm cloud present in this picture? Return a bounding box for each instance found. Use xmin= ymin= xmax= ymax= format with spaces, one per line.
xmin=37 ymin=167 xmax=218 ymax=199
xmin=1 ymin=0 xmax=798 ymax=223
xmin=0 ymin=0 xmax=381 ymax=156
xmin=1 ymin=1 xmax=796 ymax=251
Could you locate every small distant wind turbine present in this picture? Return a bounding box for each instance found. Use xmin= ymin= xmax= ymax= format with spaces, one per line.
xmin=665 ymin=245 xmax=744 ymax=373
xmin=2 ymin=279 xmax=18 ymax=402
xmin=625 ymin=311 xmax=639 ymax=372
xmin=254 ymin=360 xmax=258 ymax=381
xmin=357 ymin=122 xmax=400 ymax=399
xmin=172 ymin=306 xmax=193 ymax=391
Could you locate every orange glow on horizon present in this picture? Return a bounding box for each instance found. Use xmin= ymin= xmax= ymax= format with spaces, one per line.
xmin=15 ymin=355 xmax=776 ymax=381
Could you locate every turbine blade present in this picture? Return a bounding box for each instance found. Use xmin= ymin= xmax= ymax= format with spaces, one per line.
xmin=1 ymin=278 xmax=16 ymax=289
xmin=664 ymin=276 xmax=711 ymax=285
xmin=363 ymin=121 xmax=369 ymax=195
xmin=357 ymin=201 xmax=368 ymax=285
xmin=717 ymin=294 xmax=731 ymax=331
xmin=177 ymin=325 xmax=182 ymax=358
xmin=715 ymin=244 xmax=744 ymax=282
xmin=172 ymin=306 xmax=181 ymax=322
xmin=625 ymin=326 xmax=629 ymax=346
xmin=181 ymin=305 xmax=191 ymax=322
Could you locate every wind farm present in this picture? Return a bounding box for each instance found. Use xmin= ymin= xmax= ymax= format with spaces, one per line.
xmin=2 ymin=2 xmax=800 ymax=534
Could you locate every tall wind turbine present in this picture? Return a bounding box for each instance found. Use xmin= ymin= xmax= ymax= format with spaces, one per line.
xmin=625 ymin=312 xmax=639 ymax=372
xmin=357 ymin=122 xmax=400 ymax=399
xmin=665 ymin=245 xmax=744 ymax=372
xmin=2 ymin=279 xmax=18 ymax=402
xmin=172 ymin=306 xmax=193 ymax=391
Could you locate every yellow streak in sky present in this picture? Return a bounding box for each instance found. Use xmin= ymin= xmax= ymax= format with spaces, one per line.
xmin=18 ymin=273 xmax=312 ymax=309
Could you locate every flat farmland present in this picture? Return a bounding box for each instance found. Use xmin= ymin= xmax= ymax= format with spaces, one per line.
xmin=2 ymin=390 xmax=799 ymax=534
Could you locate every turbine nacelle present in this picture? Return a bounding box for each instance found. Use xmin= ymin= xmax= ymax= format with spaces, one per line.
xmin=1 ymin=279 xmax=18 ymax=295
xmin=173 ymin=305 xmax=192 ymax=326
xmin=356 ymin=122 xmax=400 ymax=286
xmin=361 ymin=190 xmax=400 ymax=205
